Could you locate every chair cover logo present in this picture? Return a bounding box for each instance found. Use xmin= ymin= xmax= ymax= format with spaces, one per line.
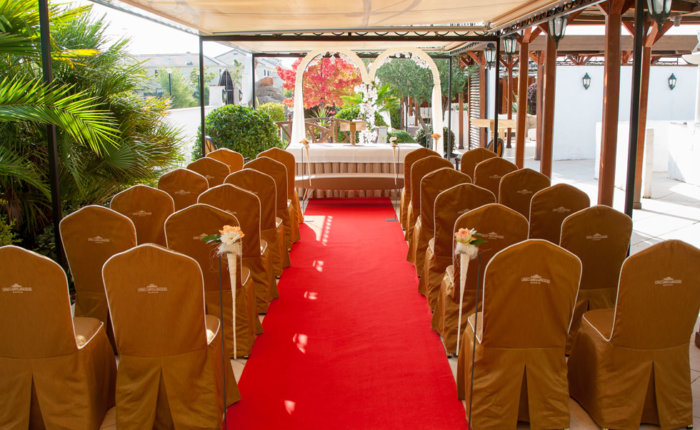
xmin=193 ymin=233 xmax=208 ymax=240
xmin=137 ymin=283 xmax=168 ymax=294
xmin=484 ymin=232 xmax=504 ymax=240
xmin=88 ymin=236 xmax=111 ymax=244
xmin=488 ymin=174 xmax=501 ymax=180
xmin=552 ymin=206 xmax=571 ymax=214
xmin=585 ymin=233 xmax=608 ymax=241
xmin=174 ymin=189 xmax=191 ymax=196
xmin=516 ymin=188 xmax=533 ymax=195
xmin=2 ymin=283 xmax=32 ymax=294
xmin=654 ymin=276 xmax=682 ymax=286
xmin=131 ymin=210 xmax=152 ymax=217
xmin=520 ymin=274 xmax=551 ymax=285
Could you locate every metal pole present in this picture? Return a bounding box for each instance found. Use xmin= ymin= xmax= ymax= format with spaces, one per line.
xmin=199 ymin=37 xmax=207 ymax=158
xmin=447 ymin=55 xmax=453 ymax=159
xmin=493 ymin=39 xmax=501 ymax=153
xmin=38 ymin=0 xmax=67 ymax=269
xmin=624 ymin=0 xmax=645 ymax=220
xmin=251 ymin=54 xmax=256 ymax=108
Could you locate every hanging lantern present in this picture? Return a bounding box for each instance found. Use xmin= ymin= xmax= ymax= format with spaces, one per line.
xmin=548 ymin=15 xmax=568 ymax=47
xmin=668 ymin=73 xmax=677 ymax=90
xmin=484 ymin=43 xmax=496 ymax=68
xmin=503 ymin=34 xmax=518 ymax=57
xmin=582 ymin=73 xmax=591 ymax=90
xmin=646 ymin=0 xmax=673 ymax=27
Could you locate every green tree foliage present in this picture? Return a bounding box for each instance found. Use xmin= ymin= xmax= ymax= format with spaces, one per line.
xmin=258 ymin=102 xmax=286 ymax=122
xmin=189 ymin=67 xmax=216 ymax=104
xmin=197 ymin=104 xmax=282 ymax=159
xmin=157 ymin=68 xmax=197 ymax=108
xmin=0 ymin=2 xmax=182 ymax=244
xmin=386 ymin=129 xmax=415 ymax=143
xmin=437 ymin=58 xmax=468 ymax=112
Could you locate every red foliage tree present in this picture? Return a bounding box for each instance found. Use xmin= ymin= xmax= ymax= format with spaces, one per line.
xmin=277 ymin=56 xmax=361 ymax=111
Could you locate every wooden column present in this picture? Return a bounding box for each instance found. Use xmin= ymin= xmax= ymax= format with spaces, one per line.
xmin=458 ymin=92 xmax=464 ymax=149
xmin=535 ymin=53 xmax=544 ymax=160
xmin=598 ymin=0 xmax=627 ymax=206
xmin=541 ymin=34 xmax=557 ymax=178
xmin=479 ymin=62 xmax=487 ymax=146
xmin=516 ymin=28 xmax=541 ymax=168
xmin=504 ymin=59 xmax=515 ymax=148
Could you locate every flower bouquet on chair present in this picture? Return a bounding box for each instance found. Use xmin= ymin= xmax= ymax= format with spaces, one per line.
xmin=453 ymin=228 xmax=485 ymax=352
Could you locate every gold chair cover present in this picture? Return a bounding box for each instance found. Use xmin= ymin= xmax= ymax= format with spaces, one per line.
xmin=0 ymin=246 xmax=116 ymax=430
xmin=473 ymin=157 xmax=517 ymax=199
xmin=568 ymin=240 xmax=700 ymax=429
xmin=457 ymin=240 xmax=581 ymax=429
xmin=424 ymin=184 xmax=495 ymax=306
xmin=207 ymin=148 xmax=244 ymax=173
xmin=164 ymin=203 xmax=259 ymax=356
xmin=560 ymin=205 xmax=632 ymax=352
xmin=498 ymin=168 xmax=550 ymax=218
xmin=529 ymin=183 xmax=590 ymax=243
xmin=60 ymin=205 xmax=137 ymax=347
xmin=259 ymin=147 xmax=303 ymax=223
xmin=110 ymin=184 xmax=174 ymax=246
xmin=459 ymin=147 xmax=497 ymax=179
xmin=102 ymin=244 xmax=239 ymax=428
xmin=400 ymin=148 xmax=438 ymax=231
xmin=433 ymin=204 xmax=528 ymax=354
xmin=406 ymin=156 xmax=453 ymax=261
xmin=253 ymin=155 xmax=300 ymax=244
xmin=158 ymin=168 xmax=209 ymax=211
xmin=198 ymin=185 xmax=278 ymax=313
xmin=410 ymin=168 xmax=471 ymax=293
xmin=187 ymin=157 xmax=230 ymax=187
xmin=226 ymin=169 xmax=289 ymax=275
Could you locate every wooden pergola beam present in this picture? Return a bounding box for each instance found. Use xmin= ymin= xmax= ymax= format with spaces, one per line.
xmin=515 ymin=27 xmax=541 ymax=168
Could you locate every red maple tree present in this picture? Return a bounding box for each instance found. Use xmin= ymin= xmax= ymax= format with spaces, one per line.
xmin=277 ymin=56 xmax=362 ymax=111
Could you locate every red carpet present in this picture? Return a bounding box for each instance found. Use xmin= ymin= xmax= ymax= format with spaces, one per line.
xmin=226 ymin=198 xmax=468 ymax=429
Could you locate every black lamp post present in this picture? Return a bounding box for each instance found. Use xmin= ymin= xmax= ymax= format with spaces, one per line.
xmin=503 ymin=34 xmax=518 ymax=58
xmin=582 ymin=72 xmax=591 ymax=90
xmin=646 ymin=0 xmax=673 ymax=27
xmin=484 ymin=43 xmax=496 ymax=68
xmin=167 ymin=69 xmax=172 ymax=96
xmin=548 ymin=15 xmax=568 ymax=47
xmin=668 ymin=73 xmax=677 ymax=90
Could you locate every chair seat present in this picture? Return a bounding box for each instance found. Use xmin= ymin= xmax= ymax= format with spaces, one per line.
xmin=73 ymin=317 xmax=103 ymax=349
xmin=581 ymin=308 xmax=614 ymax=340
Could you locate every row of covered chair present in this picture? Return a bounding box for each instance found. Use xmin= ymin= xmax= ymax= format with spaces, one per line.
xmin=1 ymin=147 xmax=304 ymax=428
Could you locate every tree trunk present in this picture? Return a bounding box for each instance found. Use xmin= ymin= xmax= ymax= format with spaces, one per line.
xmin=414 ymin=100 xmax=427 ymax=129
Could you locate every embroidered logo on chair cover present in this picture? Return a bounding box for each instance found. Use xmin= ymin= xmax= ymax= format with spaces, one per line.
xmin=484 ymin=231 xmax=504 ymax=240
xmin=87 ymin=236 xmax=111 ymax=244
xmin=131 ymin=210 xmax=152 ymax=217
xmin=520 ymin=274 xmax=551 ymax=285
xmin=654 ymin=276 xmax=682 ymax=286
xmin=586 ymin=233 xmax=608 ymax=241
xmin=516 ymin=188 xmax=533 ymax=195
xmin=488 ymin=174 xmax=501 ymax=180
xmin=174 ymin=189 xmax=191 ymax=196
xmin=137 ymin=283 xmax=168 ymax=294
xmin=2 ymin=283 xmax=32 ymax=293
xmin=192 ymin=233 xmax=208 ymax=240
xmin=552 ymin=206 xmax=571 ymax=213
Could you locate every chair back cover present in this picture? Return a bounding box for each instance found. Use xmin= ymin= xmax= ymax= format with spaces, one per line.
xmin=207 ymin=148 xmax=244 ymax=172
xmin=403 ymin=147 xmax=439 ymax=195
xmin=450 ymin=204 xmax=529 ymax=303
xmin=225 ymin=169 xmax=277 ymax=231
xmin=409 ymin=156 xmax=453 ymax=213
xmin=246 ymin=157 xmax=288 ymax=210
xmin=481 ymin=239 xmax=581 ymax=347
xmin=459 ymin=147 xmax=497 ymax=179
xmin=0 ymin=246 xmax=76 ymax=358
xmin=158 ymin=168 xmax=208 ymax=210
xmin=611 ymin=240 xmax=700 ymax=348
xmin=198 ymin=185 xmax=263 ymax=258
xmin=110 ymin=184 xmax=174 ymax=246
xmin=433 ymin=183 xmax=496 ymax=257
xmin=529 ymin=183 xmax=590 ymax=243
xmin=419 ymin=168 xmax=471 ymax=233
xmin=60 ymin=205 xmax=137 ymax=322
xmin=187 ymin=157 xmax=230 ymax=187
xmin=259 ymin=147 xmax=296 ymax=198
xmin=498 ymin=168 xmax=550 ymax=218
xmin=473 ymin=157 xmax=517 ymax=199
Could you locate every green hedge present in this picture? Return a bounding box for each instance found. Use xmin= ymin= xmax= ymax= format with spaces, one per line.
xmin=195 ymin=104 xmax=282 ymax=159
xmin=334 ymin=105 xmax=386 ymax=142
xmin=386 ymin=130 xmax=415 ymax=143
xmin=415 ymin=126 xmax=455 ymax=155
xmin=258 ymin=102 xmax=286 ymax=122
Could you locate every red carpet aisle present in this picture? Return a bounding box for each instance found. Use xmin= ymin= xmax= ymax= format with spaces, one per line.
xmin=226 ymin=199 xmax=467 ymax=429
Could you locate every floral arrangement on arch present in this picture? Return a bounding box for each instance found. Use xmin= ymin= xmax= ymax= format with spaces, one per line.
xmin=355 ymin=82 xmax=379 ymax=144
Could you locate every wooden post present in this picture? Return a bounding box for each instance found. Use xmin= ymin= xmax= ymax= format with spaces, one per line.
xmin=506 ymin=59 xmax=514 ymax=148
xmin=458 ymin=92 xmax=464 ymax=149
xmin=598 ymin=0 xmax=627 ymax=206
xmin=535 ymin=53 xmax=544 ymax=160
xmin=480 ymin=61 xmax=487 ymax=147
xmin=541 ymin=33 xmax=557 ymax=178
xmin=515 ymin=28 xmax=540 ymax=168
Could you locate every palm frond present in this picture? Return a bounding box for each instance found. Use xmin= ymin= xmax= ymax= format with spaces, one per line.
xmin=0 ymin=144 xmax=49 ymax=196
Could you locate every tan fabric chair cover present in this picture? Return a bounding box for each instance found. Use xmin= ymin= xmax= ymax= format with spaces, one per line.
xmin=207 ymin=148 xmax=244 ymax=173
xmin=187 ymin=157 xmax=230 ymax=187
xmin=457 ymin=240 xmax=581 ymax=429
xmin=433 ymin=204 xmax=528 ymax=354
xmin=246 ymin=157 xmax=299 ymax=249
xmin=259 ymin=147 xmax=303 ymax=223
xmin=226 ymin=169 xmax=288 ymax=275
xmin=473 ymin=157 xmax=517 ymax=199
xmin=110 ymin=184 xmax=174 ymax=246
xmin=102 ymin=244 xmax=239 ymax=428
xmin=568 ymin=240 xmax=700 ymax=430
xmin=198 ymin=185 xmax=278 ymax=313
xmin=0 ymin=246 xmax=116 ymax=430
xmin=529 ymin=183 xmax=590 ymax=243
xmin=164 ymin=203 xmax=259 ymax=357
xmin=498 ymin=168 xmax=550 ymax=218
xmin=459 ymin=147 xmax=497 ymax=179
xmin=158 ymin=168 xmax=209 ymax=211
xmin=560 ymin=205 xmax=632 ymax=353
xmin=60 ymin=205 xmax=137 ymax=348
xmin=400 ymin=147 xmax=439 ymax=231
xmin=406 ymin=156 xmax=453 ymax=258
xmin=410 ymin=168 xmax=470 ymax=292
xmin=423 ymin=184 xmax=495 ymax=303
